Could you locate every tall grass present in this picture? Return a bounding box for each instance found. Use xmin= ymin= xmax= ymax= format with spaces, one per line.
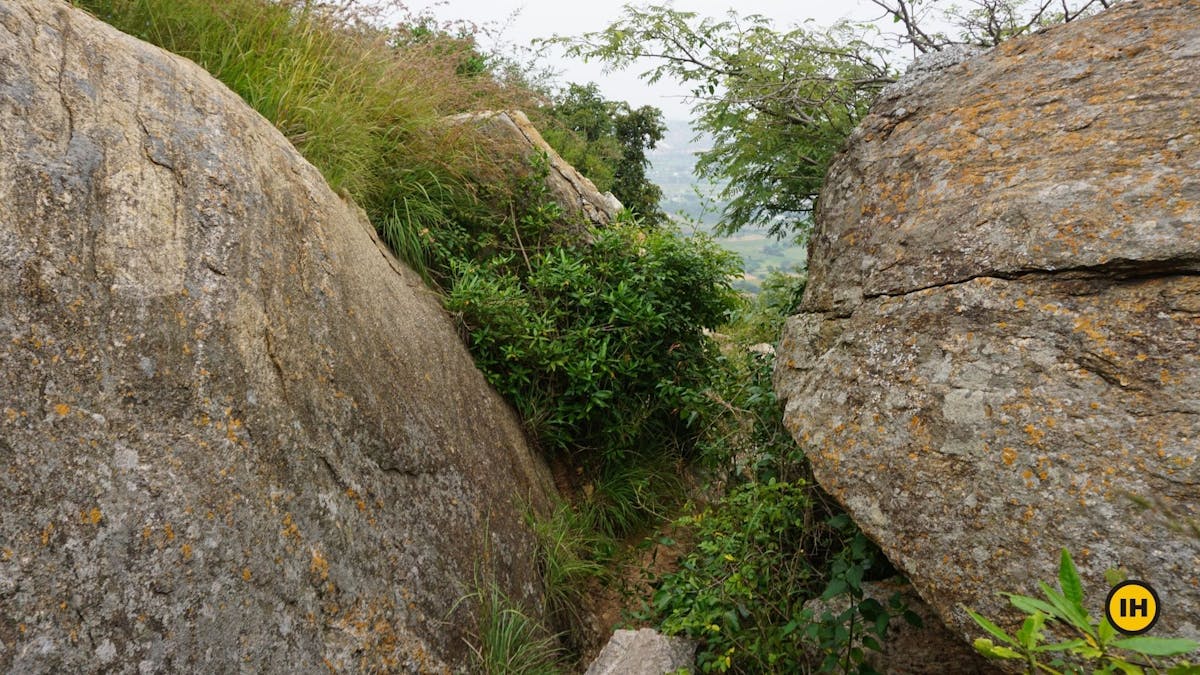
xmin=74 ymin=0 xmax=542 ymax=275
xmin=467 ymin=583 xmax=565 ymax=675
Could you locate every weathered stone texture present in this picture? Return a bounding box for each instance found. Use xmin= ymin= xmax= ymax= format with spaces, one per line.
xmin=0 ymin=1 xmax=554 ymax=672
xmin=445 ymin=110 xmax=623 ymax=237
xmin=584 ymin=628 xmax=697 ymax=675
xmin=776 ymin=0 xmax=1200 ymax=650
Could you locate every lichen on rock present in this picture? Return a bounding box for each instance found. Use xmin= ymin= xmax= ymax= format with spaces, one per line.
xmin=775 ymin=0 xmax=1200 ymax=654
xmin=0 ymin=1 xmax=555 ymax=672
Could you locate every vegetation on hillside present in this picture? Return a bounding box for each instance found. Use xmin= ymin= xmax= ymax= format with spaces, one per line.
xmin=542 ymin=83 xmax=669 ymax=226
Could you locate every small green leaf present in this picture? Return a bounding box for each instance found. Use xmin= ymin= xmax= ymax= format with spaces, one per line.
xmin=1112 ymin=637 xmax=1200 ymax=657
xmin=1039 ymin=581 xmax=1092 ymax=630
xmin=1107 ymin=656 xmax=1149 ymax=675
xmin=1016 ymin=612 xmax=1046 ymax=650
xmin=902 ymin=610 xmax=923 ymax=628
xmin=973 ymin=638 xmax=1023 ymax=660
xmin=1099 ymin=616 xmax=1116 ymax=644
xmin=1058 ymin=548 xmax=1085 ymax=608
xmin=966 ymin=608 xmax=1017 ymax=646
xmin=1007 ymin=593 xmax=1059 ymax=618
xmin=821 ymin=578 xmax=848 ymax=600
xmin=1031 ymin=639 xmax=1087 ymax=653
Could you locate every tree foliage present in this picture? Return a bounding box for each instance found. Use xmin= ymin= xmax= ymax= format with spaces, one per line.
xmin=542 ymin=83 xmax=668 ymax=225
xmin=437 ymin=153 xmax=739 ymax=497
xmin=555 ymin=8 xmax=893 ymax=239
xmin=871 ymin=0 xmax=1118 ymax=53
xmin=556 ymin=1 xmax=1124 ymax=242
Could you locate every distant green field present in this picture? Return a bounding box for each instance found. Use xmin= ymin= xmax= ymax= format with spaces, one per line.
xmin=713 ymin=232 xmax=807 ymax=293
xmin=647 ymin=120 xmax=806 ymax=293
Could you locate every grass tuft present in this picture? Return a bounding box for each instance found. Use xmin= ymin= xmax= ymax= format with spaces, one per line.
xmin=73 ymin=0 xmax=542 ymax=279
xmin=467 ymin=583 xmax=565 ymax=675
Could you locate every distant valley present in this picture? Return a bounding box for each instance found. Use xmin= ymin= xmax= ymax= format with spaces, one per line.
xmin=647 ymin=120 xmax=807 ymax=293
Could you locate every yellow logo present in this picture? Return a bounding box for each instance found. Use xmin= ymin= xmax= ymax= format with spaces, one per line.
xmin=1105 ymin=580 xmax=1160 ymax=635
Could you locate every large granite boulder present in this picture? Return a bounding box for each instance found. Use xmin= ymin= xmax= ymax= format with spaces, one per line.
xmin=0 ymin=1 xmax=554 ymax=672
xmin=776 ymin=0 xmax=1200 ymax=649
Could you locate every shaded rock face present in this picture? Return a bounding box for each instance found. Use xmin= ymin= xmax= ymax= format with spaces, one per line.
xmin=445 ymin=110 xmax=623 ymax=237
xmin=0 ymin=2 xmax=555 ymax=672
xmin=776 ymin=0 xmax=1200 ymax=648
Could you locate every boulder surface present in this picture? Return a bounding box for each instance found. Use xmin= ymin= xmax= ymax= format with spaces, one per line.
xmin=776 ymin=0 xmax=1200 ymax=647
xmin=0 ymin=1 xmax=554 ymax=672
xmin=445 ymin=110 xmax=623 ymax=236
xmin=584 ymin=628 xmax=697 ymax=675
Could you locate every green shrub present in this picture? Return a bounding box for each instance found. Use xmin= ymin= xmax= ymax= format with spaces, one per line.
xmin=439 ymin=153 xmax=739 ymax=485
xmin=652 ymin=477 xmax=818 ymax=672
xmin=647 ymin=468 xmax=905 ymax=674
xmin=968 ymin=549 xmax=1200 ymax=675
xmin=640 ymin=299 xmax=912 ymax=674
xmin=722 ymin=271 xmax=807 ymax=347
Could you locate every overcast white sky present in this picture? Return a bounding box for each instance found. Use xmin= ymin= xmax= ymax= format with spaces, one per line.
xmin=388 ymin=1 xmax=906 ymax=120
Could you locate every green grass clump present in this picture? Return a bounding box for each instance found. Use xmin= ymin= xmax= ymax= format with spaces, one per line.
xmin=73 ymin=0 xmax=538 ymax=275
xmin=467 ymin=583 xmax=566 ymax=675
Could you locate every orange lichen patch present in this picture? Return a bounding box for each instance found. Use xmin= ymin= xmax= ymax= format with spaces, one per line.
xmin=164 ymin=523 xmax=175 ymax=541
xmin=281 ymin=513 xmax=301 ymax=540
xmin=40 ymin=522 xmax=54 ymax=545
xmin=1072 ymin=315 xmax=1107 ymax=342
xmin=81 ymin=507 xmax=103 ymax=525
xmin=242 ymin=567 xmax=252 ymax=581
xmin=54 ymin=403 xmax=71 ymax=417
xmin=1002 ymin=447 xmax=1018 ymax=466
xmin=182 ymin=543 xmax=193 ymax=561
xmin=1023 ymin=424 xmax=1045 ymax=447
xmin=311 ymin=547 xmax=330 ymax=581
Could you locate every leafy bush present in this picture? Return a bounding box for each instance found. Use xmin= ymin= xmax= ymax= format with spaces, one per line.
xmin=722 ymin=271 xmax=807 ymax=347
xmin=647 ymin=467 xmax=906 ymax=674
xmin=439 ymin=157 xmax=740 ymax=475
xmin=968 ymin=549 xmax=1200 ymax=675
xmin=652 ymin=477 xmax=817 ymax=672
xmin=648 ymin=350 xmax=899 ymax=672
xmin=639 ymin=301 xmax=912 ymax=674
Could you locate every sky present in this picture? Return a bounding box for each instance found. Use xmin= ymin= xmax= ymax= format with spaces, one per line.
xmin=386 ymin=0 xmax=907 ymax=120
